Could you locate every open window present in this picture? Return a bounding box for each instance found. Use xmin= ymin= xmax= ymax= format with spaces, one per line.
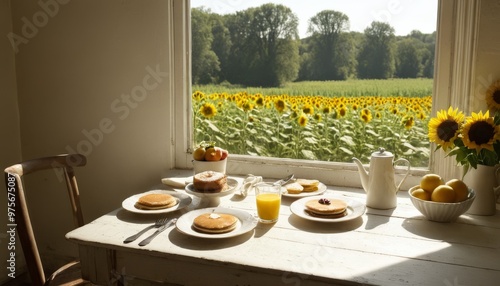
xmin=172 ymin=0 xmax=481 ymax=188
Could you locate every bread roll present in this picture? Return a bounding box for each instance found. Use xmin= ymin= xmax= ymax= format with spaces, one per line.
xmin=193 ymin=171 xmax=227 ymax=193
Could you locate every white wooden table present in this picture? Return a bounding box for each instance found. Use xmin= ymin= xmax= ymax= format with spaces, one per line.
xmin=66 ymin=176 xmax=500 ymax=285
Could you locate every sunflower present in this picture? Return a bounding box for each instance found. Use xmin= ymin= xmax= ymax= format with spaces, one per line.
xmin=485 ymin=79 xmax=500 ymax=112
xmin=297 ymin=113 xmax=308 ymax=127
xmin=462 ymin=110 xmax=500 ymax=152
xmin=322 ymin=106 xmax=332 ymax=114
xmin=242 ymin=100 xmax=254 ymax=112
xmin=338 ymin=106 xmax=347 ymax=118
xmin=255 ymin=94 xmax=264 ymax=107
xmin=428 ymin=107 xmax=465 ymax=151
xmin=199 ymin=103 xmax=217 ymax=118
xmin=274 ymin=99 xmax=286 ymax=113
xmin=402 ymin=115 xmax=414 ymax=130
xmin=302 ymin=104 xmax=314 ymax=115
xmin=192 ymin=91 xmax=205 ymax=101
xmin=360 ymin=109 xmax=372 ymax=124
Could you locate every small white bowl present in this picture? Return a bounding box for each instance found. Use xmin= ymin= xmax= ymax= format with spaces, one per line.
xmin=192 ymin=158 xmax=227 ymax=174
xmin=408 ymin=186 xmax=475 ymax=222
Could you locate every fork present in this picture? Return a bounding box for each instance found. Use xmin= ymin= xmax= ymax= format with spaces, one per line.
xmin=123 ymin=217 xmax=169 ymax=243
xmin=274 ymin=174 xmax=294 ymax=186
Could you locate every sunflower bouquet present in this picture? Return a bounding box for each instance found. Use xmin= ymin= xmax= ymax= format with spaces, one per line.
xmin=428 ymin=107 xmax=500 ymax=170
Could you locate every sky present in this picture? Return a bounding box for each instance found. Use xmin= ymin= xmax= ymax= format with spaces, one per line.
xmin=191 ymin=0 xmax=438 ymax=38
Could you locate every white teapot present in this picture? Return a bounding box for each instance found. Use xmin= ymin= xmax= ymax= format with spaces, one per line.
xmin=353 ymin=148 xmax=411 ymax=209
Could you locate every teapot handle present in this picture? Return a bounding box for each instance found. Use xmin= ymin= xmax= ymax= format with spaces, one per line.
xmin=394 ymin=158 xmax=411 ymax=191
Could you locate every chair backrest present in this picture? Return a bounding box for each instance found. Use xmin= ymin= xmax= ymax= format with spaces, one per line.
xmin=4 ymin=154 xmax=87 ymax=286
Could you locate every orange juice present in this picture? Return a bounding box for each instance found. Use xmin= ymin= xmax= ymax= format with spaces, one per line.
xmin=256 ymin=193 xmax=281 ymax=222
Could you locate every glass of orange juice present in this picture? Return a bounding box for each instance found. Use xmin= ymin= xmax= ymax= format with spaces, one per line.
xmin=255 ymin=183 xmax=282 ymax=223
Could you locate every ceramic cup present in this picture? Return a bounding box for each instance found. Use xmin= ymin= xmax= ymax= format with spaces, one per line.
xmin=254 ymin=182 xmax=281 ymax=223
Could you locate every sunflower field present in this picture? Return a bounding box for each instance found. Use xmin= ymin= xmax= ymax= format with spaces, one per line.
xmin=193 ymin=79 xmax=432 ymax=167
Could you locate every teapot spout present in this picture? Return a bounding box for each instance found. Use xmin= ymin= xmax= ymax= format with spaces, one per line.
xmin=352 ymin=157 xmax=369 ymax=192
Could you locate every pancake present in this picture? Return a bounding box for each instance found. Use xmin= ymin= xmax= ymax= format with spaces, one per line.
xmin=192 ymin=212 xmax=238 ymax=234
xmin=193 ymin=171 xmax=227 ymax=193
xmin=305 ymin=198 xmax=348 ymax=218
xmin=135 ymin=193 xmax=178 ymax=210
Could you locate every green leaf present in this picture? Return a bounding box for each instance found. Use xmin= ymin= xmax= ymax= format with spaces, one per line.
xmin=340 ymin=136 xmax=355 ymax=147
xmin=301 ymin=150 xmax=317 ymax=160
xmin=339 ymin=147 xmax=353 ymax=155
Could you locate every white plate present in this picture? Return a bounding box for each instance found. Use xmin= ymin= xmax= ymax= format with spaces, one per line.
xmin=290 ymin=195 xmax=366 ymax=222
xmin=176 ymin=207 xmax=258 ymax=239
xmin=185 ymin=178 xmax=239 ymax=198
xmin=122 ymin=190 xmax=192 ymax=214
xmin=282 ymin=182 xmax=327 ymax=198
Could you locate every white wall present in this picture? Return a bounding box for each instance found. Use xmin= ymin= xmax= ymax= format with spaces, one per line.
xmin=473 ymin=0 xmax=500 ymax=111
xmin=3 ymin=0 xmax=175 ymax=277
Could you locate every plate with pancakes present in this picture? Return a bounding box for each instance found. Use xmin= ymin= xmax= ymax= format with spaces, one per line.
xmin=122 ymin=190 xmax=192 ymax=214
xmin=176 ymin=207 xmax=258 ymax=239
xmin=290 ymin=195 xmax=365 ymax=222
xmin=282 ymin=179 xmax=327 ymax=198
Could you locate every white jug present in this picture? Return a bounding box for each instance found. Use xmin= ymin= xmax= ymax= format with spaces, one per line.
xmin=353 ymin=148 xmax=411 ymax=209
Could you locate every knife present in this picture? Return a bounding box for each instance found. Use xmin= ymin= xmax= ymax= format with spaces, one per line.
xmin=123 ymin=217 xmax=169 ymax=243
xmin=138 ymin=218 xmax=177 ymax=246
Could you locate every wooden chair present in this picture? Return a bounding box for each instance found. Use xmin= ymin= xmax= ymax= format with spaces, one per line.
xmin=4 ymin=154 xmax=91 ymax=286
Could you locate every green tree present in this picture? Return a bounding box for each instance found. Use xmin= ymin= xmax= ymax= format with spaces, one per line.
xmin=191 ymin=8 xmax=220 ymax=84
xmin=357 ymin=22 xmax=396 ymax=79
xmin=307 ymin=10 xmax=354 ymax=80
xmin=226 ymin=4 xmax=300 ymax=87
xmin=395 ymin=38 xmax=420 ymax=78
xmin=421 ymin=32 xmax=436 ymax=78
xmin=209 ymin=13 xmax=232 ymax=83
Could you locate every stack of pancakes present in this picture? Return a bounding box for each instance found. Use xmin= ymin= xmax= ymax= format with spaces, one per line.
xmin=193 ymin=171 xmax=227 ymax=193
xmin=285 ymin=179 xmax=320 ymax=194
xmin=135 ymin=193 xmax=178 ymax=210
xmin=305 ymin=198 xmax=348 ymax=218
xmin=192 ymin=212 xmax=238 ymax=234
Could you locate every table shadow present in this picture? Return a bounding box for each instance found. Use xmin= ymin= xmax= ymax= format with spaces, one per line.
xmin=168 ymin=227 xmax=254 ymax=250
xmin=401 ymin=215 xmax=492 ymax=241
xmin=287 ymin=214 xmax=363 ymax=233
xmin=115 ymin=208 xmax=186 ymax=224
xmin=364 ymin=207 xmax=395 ymax=230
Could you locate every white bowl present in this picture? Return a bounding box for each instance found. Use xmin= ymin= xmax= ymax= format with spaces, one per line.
xmin=192 ymin=158 xmax=227 ymax=174
xmin=408 ymin=186 xmax=475 ymax=222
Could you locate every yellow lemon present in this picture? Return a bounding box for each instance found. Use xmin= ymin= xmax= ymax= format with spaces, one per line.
xmin=192 ymin=147 xmax=206 ymax=161
xmin=446 ymin=179 xmax=469 ymax=202
xmin=431 ymin=185 xmax=456 ymax=203
xmin=420 ymin=174 xmax=444 ymax=193
xmin=411 ymin=188 xmax=431 ymax=201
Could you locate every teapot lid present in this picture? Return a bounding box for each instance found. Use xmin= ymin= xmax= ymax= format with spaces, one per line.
xmin=371 ymin=147 xmax=393 ymax=158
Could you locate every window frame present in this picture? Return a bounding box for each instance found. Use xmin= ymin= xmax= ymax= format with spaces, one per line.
xmin=172 ymin=0 xmax=481 ymax=188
